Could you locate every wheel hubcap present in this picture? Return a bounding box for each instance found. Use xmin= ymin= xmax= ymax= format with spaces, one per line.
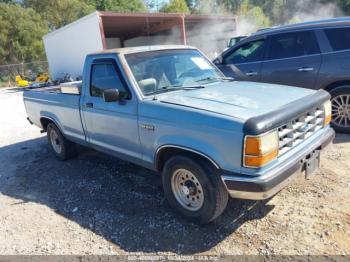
xmin=332 ymin=94 xmax=350 ymax=128
xmin=171 ymin=169 xmax=204 ymax=211
xmin=50 ymin=129 xmax=62 ymax=154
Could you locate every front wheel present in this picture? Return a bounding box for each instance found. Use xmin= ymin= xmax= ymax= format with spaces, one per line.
xmin=330 ymin=86 xmax=350 ymax=133
xmin=162 ymin=155 xmax=228 ymax=224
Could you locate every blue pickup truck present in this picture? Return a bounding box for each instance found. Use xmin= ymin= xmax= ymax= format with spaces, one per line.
xmin=24 ymin=45 xmax=335 ymax=224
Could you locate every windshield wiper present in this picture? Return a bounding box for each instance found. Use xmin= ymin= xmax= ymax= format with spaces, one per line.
xmin=150 ymin=84 xmax=204 ymax=98
xmin=158 ymin=84 xmax=204 ymax=92
xmin=195 ymin=76 xmax=234 ymax=83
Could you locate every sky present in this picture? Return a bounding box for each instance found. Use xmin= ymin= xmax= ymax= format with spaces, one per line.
xmin=149 ymin=0 xmax=169 ymax=11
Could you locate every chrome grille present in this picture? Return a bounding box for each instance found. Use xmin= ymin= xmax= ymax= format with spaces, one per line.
xmin=278 ymin=107 xmax=324 ymax=156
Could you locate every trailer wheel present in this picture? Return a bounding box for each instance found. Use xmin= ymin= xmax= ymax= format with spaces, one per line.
xmin=47 ymin=123 xmax=77 ymax=160
xmin=162 ymin=155 xmax=228 ymax=224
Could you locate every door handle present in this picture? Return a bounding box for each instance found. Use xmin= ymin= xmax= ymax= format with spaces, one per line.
xmin=246 ymin=71 xmax=258 ymax=76
xmin=85 ymin=102 xmax=93 ymax=108
xmin=298 ymin=67 xmax=314 ymax=72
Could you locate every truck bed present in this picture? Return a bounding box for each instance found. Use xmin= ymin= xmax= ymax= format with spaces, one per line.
xmin=23 ymin=81 xmax=86 ymax=143
xmin=30 ymin=81 xmax=82 ymax=95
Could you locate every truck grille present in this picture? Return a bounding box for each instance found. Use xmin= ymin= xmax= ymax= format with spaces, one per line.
xmin=278 ymin=107 xmax=324 ymax=156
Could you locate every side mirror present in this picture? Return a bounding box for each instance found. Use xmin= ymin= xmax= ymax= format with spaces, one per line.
xmin=103 ymin=88 xmax=120 ymax=102
xmin=138 ymin=78 xmax=157 ymax=95
xmin=213 ymin=55 xmax=223 ymax=65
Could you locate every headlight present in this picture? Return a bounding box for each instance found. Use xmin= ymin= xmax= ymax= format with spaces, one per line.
xmin=244 ymin=130 xmax=279 ymax=168
xmin=323 ymin=100 xmax=332 ymax=126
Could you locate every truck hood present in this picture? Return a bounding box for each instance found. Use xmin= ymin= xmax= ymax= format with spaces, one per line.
xmin=157 ymin=81 xmax=316 ymax=120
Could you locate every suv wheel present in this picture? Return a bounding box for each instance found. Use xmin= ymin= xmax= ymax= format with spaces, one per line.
xmin=330 ymin=86 xmax=350 ymax=133
xmin=162 ymin=155 xmax=228 ymax=224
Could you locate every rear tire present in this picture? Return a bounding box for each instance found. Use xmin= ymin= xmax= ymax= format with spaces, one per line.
xmin=47 ymin=123 xmax=77 ymax=160
xmin=162 ymin=155 xmax=228 ymax=224
xmin=329 ymin=86 xmax=350 ymax=133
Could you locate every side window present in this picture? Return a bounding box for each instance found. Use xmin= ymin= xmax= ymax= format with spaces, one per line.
xmin=267 ymin=31 xmax=320 ymax=60
xmin=224 ymin=40 xmax=265 ymax=64
xmin=90 ymin=63 xmax=129 ymax=99
xmin=324 ymin=27 xmax=350 ymax=51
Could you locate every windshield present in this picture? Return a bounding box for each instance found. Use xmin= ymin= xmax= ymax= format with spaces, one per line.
xmin=125 ymin=49 xmax=224 ymax=96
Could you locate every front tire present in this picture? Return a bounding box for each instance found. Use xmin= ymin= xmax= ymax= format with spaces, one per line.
xmin=330 ymin=86 xmax=350 ymax=133
xmin=162 ymin=155 xmax=228 ymax=224
xmin=47 ymin=123 xmax=77 ymax=160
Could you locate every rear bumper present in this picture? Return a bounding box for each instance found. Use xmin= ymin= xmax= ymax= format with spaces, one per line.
xmin=222 ymin=127 xmax=335 ymax=200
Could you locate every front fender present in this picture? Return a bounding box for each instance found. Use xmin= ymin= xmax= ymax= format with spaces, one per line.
xmin=148 ymin=127 xmax=243 ymax=174
xmin=154 ymin=136 xmax=222 ymax=169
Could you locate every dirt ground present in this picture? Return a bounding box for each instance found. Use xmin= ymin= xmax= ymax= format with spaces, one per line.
xmin=0 ymin=87 xmax=349 ymax=256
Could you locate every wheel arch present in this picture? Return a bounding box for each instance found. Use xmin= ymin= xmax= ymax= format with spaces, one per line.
xmin=155 ymin=145 xmax=220 ymax=173
xmin=40 ymin=116 xmax=62 ymax=133
xmin=323 ymin=80 xmax=350 ymax=92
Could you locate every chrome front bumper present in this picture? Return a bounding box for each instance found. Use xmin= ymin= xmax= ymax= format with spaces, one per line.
xmin=222 ymin=127 xmax=335 ymax=200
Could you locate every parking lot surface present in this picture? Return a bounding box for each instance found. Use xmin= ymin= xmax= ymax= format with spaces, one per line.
xmin=0 ymin=88 xmax=349 ymax=255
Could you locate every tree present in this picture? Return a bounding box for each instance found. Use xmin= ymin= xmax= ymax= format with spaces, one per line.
xmin=0 ymin=3 xmax=48 ymax=64
xmin=192 ymin=0 xmax=220 ymax=14
xmin=336 ymin=0 xmax=350 ymax=13
xmin=216 ymin=0 xmax=244 ymax=13
xmin=83 ymin=0 xmax=147 ymax=12
xmin=160 ymin=0 xmax=190 ymax=13
xmin=23 ymin=0 xmax=94 ymax=29
xmin=185 ymin=0 xmax=197 ymax=12
xmin=0 ymin=0 xmax=19 ymax=3
xmin=236 ymin=0 xmax=270 ymax=34
xmin=248 ymin=0 xmax=286 ymax=24
xmin=0 ymin=16 xmax=8 ymax=64
xmin=144 ymin=0 xmax=158 ymax=11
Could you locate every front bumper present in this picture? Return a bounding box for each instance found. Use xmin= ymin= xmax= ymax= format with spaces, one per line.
xmin=222 ymin=127 xmax=335 ymax=200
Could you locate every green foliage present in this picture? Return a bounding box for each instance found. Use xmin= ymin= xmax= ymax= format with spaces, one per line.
xmin=0 ymin=0 xmax=18 ymax=3
xmin=192 ymin=0 xmax=222 ymax=14
xmin=0 ymin=3 xmax=48 ymax=64
xmin=184 ymin=0 xmax=196 ymax=12
xmin=3 ymin=0 xmax=350 ymax=67
xmin=247 ymin=0 xmax=286 ymax=24
xmin=84 ymin=0 xmax=147 ymax=12
xmin=182 ymin=0 xmax=271 ymax=25
xmin=238 ymin=0 xmax=270 ymax=29
xmin=215 ymin=0 xmax=243 ymax=13
xmin=160 ymin=0 xmax=190 ymax=13
xmin=23 ymin=0 xmax=94 ymax=29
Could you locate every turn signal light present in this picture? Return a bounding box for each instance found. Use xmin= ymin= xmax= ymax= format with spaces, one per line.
xmin=244 ymin=131 xmax=279 ymax=168
xmin=244 ymin=150 xmax=279 ymax=167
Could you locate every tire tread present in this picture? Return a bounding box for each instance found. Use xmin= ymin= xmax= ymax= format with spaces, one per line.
xmin=47 ymin=123 xmax=77 ymax=160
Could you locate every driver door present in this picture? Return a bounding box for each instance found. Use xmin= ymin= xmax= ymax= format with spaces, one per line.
xmin=81 ymin=58 xmax=141 ymax=160
xmin=216 ymin=39 xmax=266 ymax=82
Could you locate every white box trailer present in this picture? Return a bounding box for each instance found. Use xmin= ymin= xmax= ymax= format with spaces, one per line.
xmin=43 ymin=11 xmax=236 ymax=80
xmin=43 ymin=12 xmax=103 ymax=81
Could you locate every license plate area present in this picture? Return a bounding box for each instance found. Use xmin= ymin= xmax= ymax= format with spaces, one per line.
xmin=304 ymin=150 xmax=320 ymax=179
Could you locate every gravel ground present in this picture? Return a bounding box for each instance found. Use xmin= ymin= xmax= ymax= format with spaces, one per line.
xmin=0 ymin=87 xmax=349 ymax=255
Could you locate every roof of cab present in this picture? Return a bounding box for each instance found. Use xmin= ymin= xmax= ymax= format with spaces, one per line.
xmin=90 ymin=45 xmax=197 ymax=56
